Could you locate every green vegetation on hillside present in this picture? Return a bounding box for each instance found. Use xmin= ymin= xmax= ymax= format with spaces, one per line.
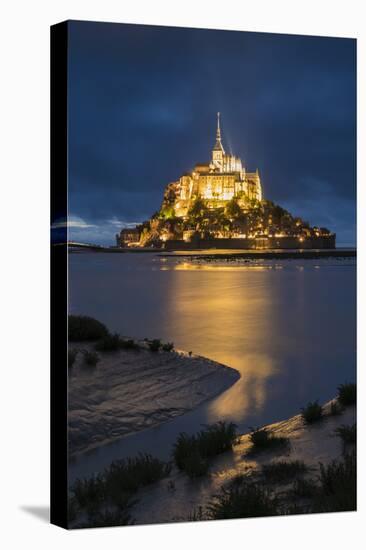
xmin=138 ymin=195 xmax=332 ymax=247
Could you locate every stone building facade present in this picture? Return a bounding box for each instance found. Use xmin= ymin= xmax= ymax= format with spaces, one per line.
xmin=116 ymin=227 xmax=141 ymax=247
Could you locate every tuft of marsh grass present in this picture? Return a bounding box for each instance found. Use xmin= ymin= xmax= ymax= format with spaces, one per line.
xmin=148 ymin=339 xmax=162 ymax=352
xmin=72 ymin=474 xmax=105 ymax=510
xmin=312 ymin=451 xmax=356 ymax=513
xmin=173 ymin=422 xmax=238 ymax=477
xmin=180 ymin=450 xmax=209 ymax=478
xmin=85 ymin=507 xmax=135 ymax=528
xmin=337 ymin=383 xmax=356 ymax=407
xmin=162 ymin=342 xmax=174 ymax=352
xmin=95 ymin=333 xmax=124 ymax=351
xmin=82 ymin=350 xmax=100 ymax=367
xmin=104 ymin=453 xmax=172 ymax=497
xmin=173 ymin=432 xmax=197 ymax=471
xmin=292 ymin=478 xmax=319 ymax=498
xmin=198 ymin=421 xmax=238 ymax=457
xmin=335 ymin=424 xmax=356 ymax=446
xmin=329 ymin=401 xmax=344 ymax=416
xmin=261 ymin=460 xmax=308 ymax=484
xmin=95 ymin=333 xmax=139 ymax=352
xmin=188 ymin=506 xmax=205 ymax=522
xmin=207 ymin=478 xmax=278 ymax=519
xmin=120 ymin=338 xmax=139 ymax=350
xmin=68 ymin=348 xmax=78 ymax=368
xmin=301 ymin=401 xmax=323 ymax=424
xmin=71 ymin=453 xmax=171 ymax=525
xmin=248 ymin=427 xmax=290 ymax=453
xmin=69 ymin=315 xmax=109 ymax=342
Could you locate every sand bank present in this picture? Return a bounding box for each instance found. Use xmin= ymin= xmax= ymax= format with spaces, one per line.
xmin=68 ymin=343 xmax=240 ymax=457
xmin=131 ymin=400 xmax=356 ymax=524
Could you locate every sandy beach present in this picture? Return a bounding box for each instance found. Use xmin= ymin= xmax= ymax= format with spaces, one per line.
xmin=131 ymin=400 xmax=356 ymax=524
xmin=68 ymin=343 xmax=240 ymax=457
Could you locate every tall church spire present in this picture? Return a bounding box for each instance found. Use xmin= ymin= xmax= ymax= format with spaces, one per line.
xmin=216 ymin=112 xmax=221 ymax=140
xmin=213 ymin=112 xmax=225 ymax=152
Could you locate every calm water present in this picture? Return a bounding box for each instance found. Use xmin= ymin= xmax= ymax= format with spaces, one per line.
xmin=68 ymin=252 xmax=356 ymax=480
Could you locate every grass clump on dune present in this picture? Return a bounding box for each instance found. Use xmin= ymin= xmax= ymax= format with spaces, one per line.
xmin=162 ymin=342 xmax=174 ymax=352
xmin=68 ymin=315 xmax=109 ymax=341
xmin=292 ymin=478 xmax=319 ymax=498
xmin=84 ymin=507 xmax=135 ymax=528
xmin=188 ymin=506 xmax=205 ymax=522
xmin=146 ymin=339 xmax=175 ymax=352
xmin=301 ymin=400 xmax=323 ymax=424
xmin=95 ymin=333 xmax=124 ymax=351
xmin=337 ymin=383 xmax=356 ymax=407
xmin=178 ymin=448 xmax=209 ymax=478
xmin=148 ymin=339 xmax=162 ymax=352
xmin=335 ymin=424 xmax=356 ymax=446
xmin=329 ymin=400 xmax=344 ymax=416
xmin=104 ymin=454 xmax=172 ymax=496
xmin=173 ymin=433 xmax=207 ymax=477
xmin=71 ymin=453 xmax=171 ymax=527
xmin=120 ymin=338 xmax=139 ymax=350
xmin=207 ymin=477 xmax=278 ymax=519
xmin=261 ymin=460 xmax=308 ymax=484
xmin=72 ymin=474 xmax=105 ymax=512
xmin=248 ymin=427 xmax=289 ymax=453
xmin=95 ymin=333 xmax=139 ymax=352
xmin=173 ymin=432 xmax=197 ymax=471
xmin=312 ymin=451 xmax=356 ymax=513
xmin=198 ymin=421 xmax=238 ymax=457
xmin=173 ymin=422 xmax=238 ymax=478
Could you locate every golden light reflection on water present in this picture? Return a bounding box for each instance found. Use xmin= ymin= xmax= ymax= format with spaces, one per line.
xmin=208 ymin=353 xmax=278 ymax=419
xmin=164 ymin=266 xmax=280 ymax=424
xmin=172 ymin=262 xmax=271 ymax=272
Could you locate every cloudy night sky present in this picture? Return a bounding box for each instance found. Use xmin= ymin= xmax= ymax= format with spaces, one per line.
xmin=65 ymin=20 xmax=356 ymax=246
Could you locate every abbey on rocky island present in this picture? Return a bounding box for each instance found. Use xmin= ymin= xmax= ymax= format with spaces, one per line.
xmin=116 ymin=113 xmax=335 ymax=250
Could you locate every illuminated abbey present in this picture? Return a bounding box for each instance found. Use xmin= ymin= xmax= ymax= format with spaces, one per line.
xmin=117 ymin=113 xmax=335 ymax=250
xmin=168 ymin=113 xmax=262 ymax=218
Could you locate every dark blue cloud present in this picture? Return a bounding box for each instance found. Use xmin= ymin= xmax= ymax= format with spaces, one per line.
xmin=67 ymin=21 xmax=356 ymax=246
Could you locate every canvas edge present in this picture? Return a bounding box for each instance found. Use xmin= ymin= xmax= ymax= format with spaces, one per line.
xmin=50 ymin=20 xmax=69 ymax=529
